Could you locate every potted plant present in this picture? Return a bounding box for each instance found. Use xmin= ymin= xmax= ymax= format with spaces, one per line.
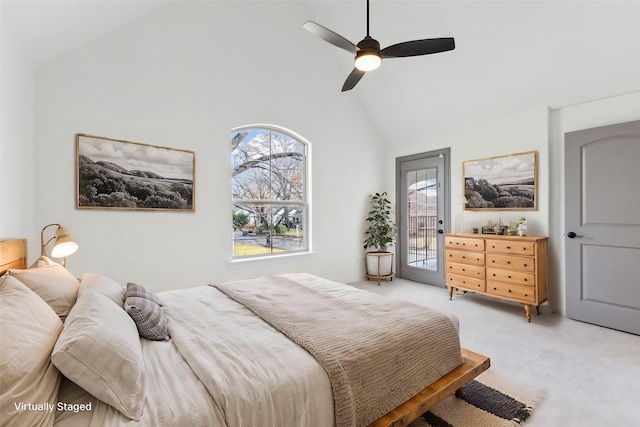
xmin=363 ymin=192 xmax=397 ymax=284
xmin=517 ymin=216 xmax=527 ymax=236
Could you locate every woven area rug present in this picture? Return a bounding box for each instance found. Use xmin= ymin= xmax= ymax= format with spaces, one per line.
xmin=409 ymin=370 xmax=544 ymax=427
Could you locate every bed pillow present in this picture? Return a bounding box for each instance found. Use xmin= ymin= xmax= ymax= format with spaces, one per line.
xmin=52 ymin=291 xmax=145 ymax=420
xmin=9 ymin=256 xmax=80 ymax=321
xmin=125 ymin=296 xmax=170 ymax=341
xmin=78 ymin=273 xmax=126 ymax=307
xmin=0 ymin=274 xmax=63 ymax=427
xmin=126 ymin=282 xmax=161 ymax=305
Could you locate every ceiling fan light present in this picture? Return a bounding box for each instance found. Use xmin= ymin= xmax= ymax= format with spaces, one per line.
xmin=355 ymin=52 xmax=381 ymax=71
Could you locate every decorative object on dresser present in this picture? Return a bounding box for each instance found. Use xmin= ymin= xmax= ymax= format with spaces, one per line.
xmin=444 ymin=233 xmax=548 ymax=322
xmin=363 ymin=192 xmax=397 ymax=285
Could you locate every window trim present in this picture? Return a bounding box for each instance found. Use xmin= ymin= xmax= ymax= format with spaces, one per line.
xmin=231 ymin=124 xmax=312 ymax=260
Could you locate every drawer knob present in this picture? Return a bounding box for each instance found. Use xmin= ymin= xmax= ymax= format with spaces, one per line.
xmin=493 ymin=287 xmax=497 ymax=290
xmin=525 ymin=293 xmax=529 ymax=297
xmin=524 ymin=263 xmax=528 ymax=267
xmin=506 ymin=246 xmax=511 ymax=249
xmin=508 ymin=275 xmax=512 ymax=278
xmin=508 ymin=289 xmax=512 ymax=293
xmin=507 ymin=261 xmax=511 ymax=264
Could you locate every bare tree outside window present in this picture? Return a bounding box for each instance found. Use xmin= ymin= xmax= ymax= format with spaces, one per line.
xmin=231 ymin=127 xmax=308 ymax=258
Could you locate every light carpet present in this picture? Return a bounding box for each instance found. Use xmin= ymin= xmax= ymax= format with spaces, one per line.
xmin=409 ymin=370 xmax=544 ymax=427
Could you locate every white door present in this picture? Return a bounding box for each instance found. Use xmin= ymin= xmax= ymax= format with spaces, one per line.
xmin=397 ymin=150 xmax=449 ymax=286
xmin=565 ymin=120 xmax=640 ymax=335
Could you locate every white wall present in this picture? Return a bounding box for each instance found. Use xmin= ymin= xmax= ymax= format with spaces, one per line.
xmin=33 ymin=2 xmax=385 ymax=290
xmin=549 ymin=91 xmax=640 ymax=313
xmin=0 ymin=15 xmax=36 ymax=244
xmin=447 ymin=107 xmax=550 ymax=238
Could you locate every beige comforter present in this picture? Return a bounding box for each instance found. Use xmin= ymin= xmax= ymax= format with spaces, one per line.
xmin=214 ymin=274 xmax=463 ymax=427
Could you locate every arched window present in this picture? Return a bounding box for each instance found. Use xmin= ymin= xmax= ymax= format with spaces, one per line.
xmin=231 ymin=125 xmax=310 ymax=258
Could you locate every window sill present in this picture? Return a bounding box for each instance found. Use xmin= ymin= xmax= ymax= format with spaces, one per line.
xmin=227 ymin=251 xmax=315 ymax=268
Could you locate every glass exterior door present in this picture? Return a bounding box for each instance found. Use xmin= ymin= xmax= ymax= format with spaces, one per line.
xmin=397 ymin=151 xmax=448 ymax=286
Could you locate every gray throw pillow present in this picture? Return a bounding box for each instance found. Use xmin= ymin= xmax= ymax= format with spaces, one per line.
xmin=124 ymin=296 xmax=169 ymax=341
xmin=125 ymin=282 xmax=161 ymax=305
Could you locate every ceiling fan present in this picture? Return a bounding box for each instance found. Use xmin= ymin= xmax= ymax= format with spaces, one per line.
xmin=303 ymin=0 xmax=455 ymax=92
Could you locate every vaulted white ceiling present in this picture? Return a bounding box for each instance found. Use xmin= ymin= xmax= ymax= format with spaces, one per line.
xmin=3 ymin=0 xmax=639 ymax=144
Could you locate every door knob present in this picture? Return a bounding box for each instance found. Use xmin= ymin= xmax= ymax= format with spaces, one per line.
xmin=438 ymin=229 xmax=444 ymax=234
xmin=566 ymin=232 xmax=582 ymax=238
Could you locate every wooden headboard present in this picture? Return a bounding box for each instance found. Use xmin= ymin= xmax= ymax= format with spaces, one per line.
xmin=0 ymin=239 xmax=28 ymax=275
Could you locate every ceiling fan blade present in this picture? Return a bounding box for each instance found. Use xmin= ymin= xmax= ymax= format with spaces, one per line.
xmin=342 ymin=68 xmax=366 ymax=92
xmin=381 ymin=37 xmax=455 ymax=58
xmin=303 ymin=21 xmax=357 ymax=54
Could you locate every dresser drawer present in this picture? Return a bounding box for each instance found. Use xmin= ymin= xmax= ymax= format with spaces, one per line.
xmin=486 ymin=239 xmax=534 ymax=256
xmin=486 ymin=267 xmax=535 ymax=286
xmin=486 ymin=254 xmax=535 ymax=272
xmin=487 ymin=281 xmax=535 ymax=303
xmin=445 ymin=236 xmax=485 ymax=251
xmin=446 ymin=273 xmax=486 ymax=292
xmin=446 ymin=249 xmax=485 ymax=266
xmin=446 ymin=261 xmax=485 ymax=279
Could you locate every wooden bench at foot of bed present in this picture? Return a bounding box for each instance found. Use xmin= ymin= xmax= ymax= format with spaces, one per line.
xmin=370 ymin=348 xmax=491 ymax=427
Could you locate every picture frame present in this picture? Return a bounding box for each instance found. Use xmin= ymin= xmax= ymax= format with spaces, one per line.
xmin=76 ymin=133 xmax=195 ymax=211
xmin=463 ymin=150 xmax=537 ymax=211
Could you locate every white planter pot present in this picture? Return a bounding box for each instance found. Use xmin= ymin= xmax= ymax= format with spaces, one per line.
xmin=365 ymin=252 xmax=394 ymax=284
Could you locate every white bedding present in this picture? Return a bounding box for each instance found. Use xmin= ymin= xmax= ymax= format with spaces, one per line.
xmin=54 ymin=274 xmax=336 ymax=427
xmin=52 ymin=273 xmax=459 ymax=427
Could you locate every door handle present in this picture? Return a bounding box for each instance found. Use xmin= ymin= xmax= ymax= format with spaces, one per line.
xmin=566 ymin=232 xmax=583 ymax=238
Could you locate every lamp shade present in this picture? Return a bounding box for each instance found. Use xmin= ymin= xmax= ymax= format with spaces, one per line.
xmin=41 ymin=224 xmax=79 ymax=261
xmin=51 ymin=235 xmax=79 ymax=258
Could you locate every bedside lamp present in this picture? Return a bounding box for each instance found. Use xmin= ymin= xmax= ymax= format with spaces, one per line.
xmin=41 ymin=223 xmax=79 ymax=267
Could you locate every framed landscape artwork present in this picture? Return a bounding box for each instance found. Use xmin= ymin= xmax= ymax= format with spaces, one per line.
xmin=76 ymin=134 xmax=195 ymax=211
xmin=463 ymin=150 xmax=537 ymax=210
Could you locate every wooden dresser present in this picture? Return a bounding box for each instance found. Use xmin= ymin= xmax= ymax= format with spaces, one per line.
xmin=444 ymin=233 xmax=548 ymax=322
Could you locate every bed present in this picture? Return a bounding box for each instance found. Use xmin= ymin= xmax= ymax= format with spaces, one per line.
xmin=0 ymin=238 xmax=490 ymax=427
